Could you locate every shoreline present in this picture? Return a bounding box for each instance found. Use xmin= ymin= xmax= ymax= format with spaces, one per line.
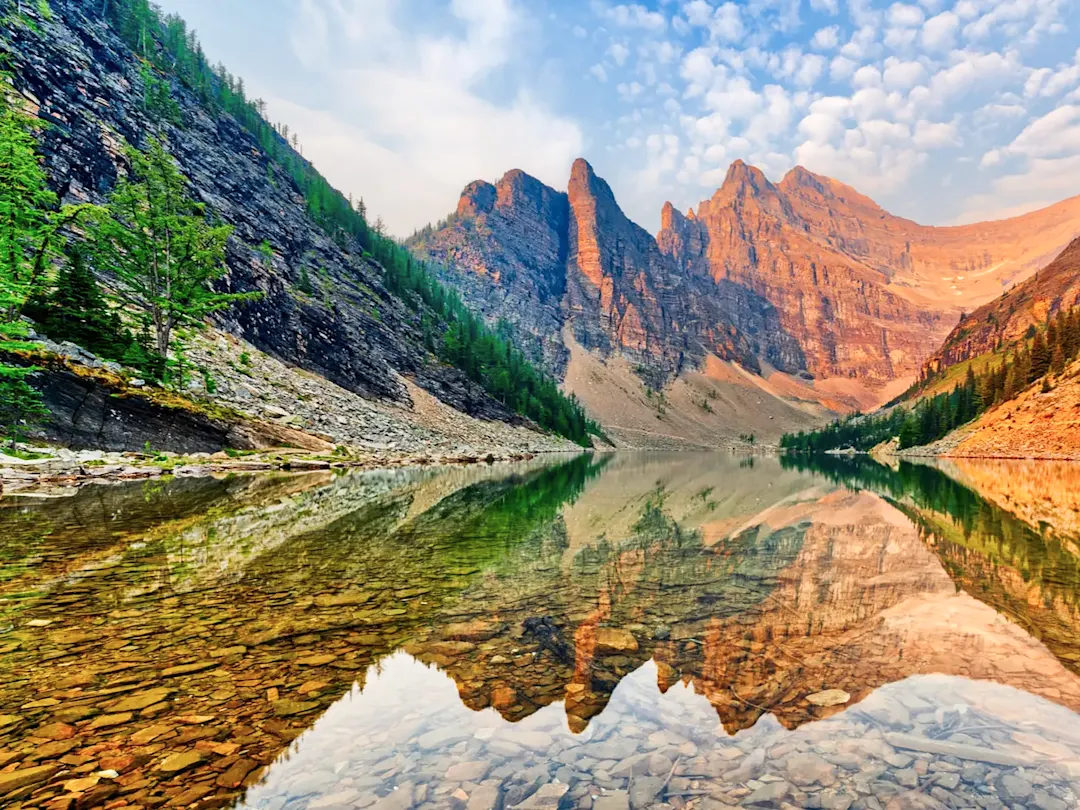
xmin=0 ymin=446 xmax=588 ymax=496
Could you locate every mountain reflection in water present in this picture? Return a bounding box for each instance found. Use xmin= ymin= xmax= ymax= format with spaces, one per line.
xmin=1 ymin=453 xmax=1079 ymax=810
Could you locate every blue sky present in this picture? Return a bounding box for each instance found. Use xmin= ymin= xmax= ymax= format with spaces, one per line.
xmin=159 ymin=0 xmax=1080 ymax=237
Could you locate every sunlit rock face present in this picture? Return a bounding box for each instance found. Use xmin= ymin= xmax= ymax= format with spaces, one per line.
xmin=416 ymin=158 xmax=1080 ymax=408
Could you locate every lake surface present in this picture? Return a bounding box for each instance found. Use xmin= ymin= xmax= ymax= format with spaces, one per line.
xmin=2 ymin=454 xmax=1080 ymax=810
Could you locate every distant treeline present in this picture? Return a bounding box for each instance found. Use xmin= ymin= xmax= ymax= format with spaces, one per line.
xmin=782 ymin=305 xmax=1080 ymax=453
xmin=99 ymin=0 xmax=599 ymax=445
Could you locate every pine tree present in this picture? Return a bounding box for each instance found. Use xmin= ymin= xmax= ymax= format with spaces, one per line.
xmin=1030 ymin=331 xmax=1050 ymax=381
xmin=88 ymin=137 xmax=257 ymax=377
xmin=1067 ymin=309 xmax=1080 ymax=361
xmin=1004 ymin=361 xmax=1022 ymax=401
xmin=0 ymin=74 xmax=87 ymax=448
xmin=1052 ymin=343 xmax=1066 ymax=376
xmin=25 ymin=247 xmax=134 ymax=361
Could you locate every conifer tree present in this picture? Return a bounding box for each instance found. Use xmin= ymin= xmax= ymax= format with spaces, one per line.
xmin=88 ymin=137 xmax=257 ymax=377
xmin=1052 ymin=343 xmax=1066 ymax=376
xmin=1030 ymin=331 xmax=1050 ymax=381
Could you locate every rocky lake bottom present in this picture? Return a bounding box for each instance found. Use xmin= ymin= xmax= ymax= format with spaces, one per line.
xmin=1 ymin=453 xmax=1080 ymax=810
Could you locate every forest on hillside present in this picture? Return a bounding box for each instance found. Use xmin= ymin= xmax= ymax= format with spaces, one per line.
xmin=782 ymin=306 xmax=1080 ymax=454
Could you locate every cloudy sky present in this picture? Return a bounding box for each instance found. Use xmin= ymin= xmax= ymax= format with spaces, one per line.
xmin=159 ymin=0 xmax=1080 ymax=236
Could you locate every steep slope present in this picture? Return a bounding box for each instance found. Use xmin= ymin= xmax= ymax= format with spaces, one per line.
xmin=934 ymin=354 xmax=1080 ymax=460
xmin=928 ymin=237 xmax=1080 ymax=371
xmin=0 ymin=0 xmax=583 ymax=447
xmin=422 ymin=170 xmax=571 ymax=373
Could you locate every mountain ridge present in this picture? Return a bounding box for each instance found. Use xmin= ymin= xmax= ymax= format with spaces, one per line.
xmin=412 ymin=156 xmax=1080 ymax=445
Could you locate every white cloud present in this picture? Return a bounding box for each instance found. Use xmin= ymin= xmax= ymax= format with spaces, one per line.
xmin=958 ymin=104 xmax=1080 ymax=221
xmin=920 ymin=10 xmax=959 ymax=51
xmin=852 ymin=64 xmax=883 ymax=89
xmin=811 ymin=26 xmax=840 ymax=51
xmin=912 ymin=119 xmax=960 ymax=147
xmin=883 ymin=57 xmax=927 ymax=90
xmin=830 ymin=55 xmax=858 ymax=81
xmin=590 ymin=64 xmax=609 ymax=82
xmin=683 ymin=1 xmax=744 ymax=42
xmin=608 ymin=42 xmax=631 ymax=66
xmin=600 ymin=3 xmax=667 ymax=31
xmin=809 ymin=0 xmax=840 ymax=14
xmin=282 ymin=0 xmax=583 ymax=236
xmin=888 ymin=3 xmax=925 ymax=27
xmin=1025 ymin=49 xmax=1080 ymax=98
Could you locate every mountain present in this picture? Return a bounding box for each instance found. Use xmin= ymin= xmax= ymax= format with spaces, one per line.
xmin=0 ymin=0 xmax=589 ymax=452
xmin=412 ymin=160 xmax=1080 ymax=445
xmin=928 ymin=237 xmax=1080 ymax=372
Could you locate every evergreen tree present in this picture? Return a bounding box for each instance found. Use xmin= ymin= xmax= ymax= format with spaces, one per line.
xmin=88 ymin=137 xmax=257 ymax=377
xmin=1052 ymin=343 xmax=1066 ymax=376
xmin=24 ymin=247 xmax=135 ymax=361
xmin=1030 ymin=331 xmax=1050 ymax=381
xmin=0 ymin=74 xmax=90 ymax=447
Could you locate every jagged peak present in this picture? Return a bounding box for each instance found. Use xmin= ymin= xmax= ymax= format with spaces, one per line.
xmin=779 ymin=165 xmax=887 ymax=215
xmin=660 ymin=201 xmax=685 ymax=231
xmin=457 ymin=179 xmax=497 ymax=218
xmin=781 ymin=165 xmax=826 ymax=189
xmin=570 ymin=157 xmax=596 ymax=183
xmin=715 ymin=159 xmax=773 ymax=200
xmin=567 ymin=157 xmax=619 ymax=211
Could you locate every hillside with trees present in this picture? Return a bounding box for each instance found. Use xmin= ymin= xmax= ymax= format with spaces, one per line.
xmin=0 ymin=0 xmax=599 ymax=450
xmin=782 ymin=303 xmax=1080 ymax=455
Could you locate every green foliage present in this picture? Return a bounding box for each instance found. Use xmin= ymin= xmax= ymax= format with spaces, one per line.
xmin=256 ymin=239 xmax=274 ymax=261
xmin=24 ymin=246 xmax=137 ymax=362
xmin=0 ymin=72 xmax=65 ymax=443
xmin=296 ymin=265 xmax=314 ymax=296
xmin=140 ymin=65 xmax=182 ymax=125
xmin=86 ymin=137 xmax=258 ymax=378
xmin=0 ymin=375 xmax=48 ymax=450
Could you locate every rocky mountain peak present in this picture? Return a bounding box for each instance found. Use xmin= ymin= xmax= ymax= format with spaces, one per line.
xmin=718 ymin=159 xmax=772 ymax=198
xmin=660 ymin=200 xmax=685 ymax=231
xmin=456 ymin=179 xmax=497 ymax=219
xmin=781 ymin=165 xmax=828 ymax=194
xmin=568 ymin=157 xmax=619 ymax=212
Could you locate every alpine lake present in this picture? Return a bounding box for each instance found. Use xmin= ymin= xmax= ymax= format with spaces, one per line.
xmin=3 ymin=453 xmax=1080 ymax=810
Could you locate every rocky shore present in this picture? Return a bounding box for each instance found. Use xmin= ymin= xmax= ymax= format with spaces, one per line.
xmin=0 ymin=446 xmax=567 ymax=495
xmin=1 ymin=328 xmax=586 ymax=495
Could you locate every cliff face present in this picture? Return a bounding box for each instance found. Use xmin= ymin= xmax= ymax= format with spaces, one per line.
xmin=416 ymin=158 xmax=1080 ymax=421
xmin=414 ymin=161 xmax=799 ymax=391
xmin=421 ymin=171 xmax=571 ymax=373
xmin=1 ymin=0 xmax=516 ymax=422
xmin=660 ymin=162 xmax=950 ymax=383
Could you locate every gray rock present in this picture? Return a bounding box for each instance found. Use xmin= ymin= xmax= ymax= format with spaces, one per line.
xmin=895 ymin=769 xmax=919 ymax=788
xmin=934 ymin=773 xmax=960 ymax=790
xmin=1032 ymin=789 xmax=1067 ymax=810
xmin=786 ymin=753 xmax=836 ymax=787
xmin=466 ymin=785 xmax=501 ymax=810
xmin=629 ymin=776 xmax=665 ymax=809
xmin=996 ymin=774 xmax=1033 ymax=803
xmin=821 ymin=792 xmax=853 ymax=810
xmin=593 ymin=791 xmax=630 ymax=810
xmin=511 ymin=783 xmax=569 ymax=810
xmin=743 ymin=780 xmax=790 ymax=805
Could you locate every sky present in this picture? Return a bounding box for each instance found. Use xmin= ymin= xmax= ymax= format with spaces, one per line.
xmin=157 ymin=0 xmax=1080 ymax=237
